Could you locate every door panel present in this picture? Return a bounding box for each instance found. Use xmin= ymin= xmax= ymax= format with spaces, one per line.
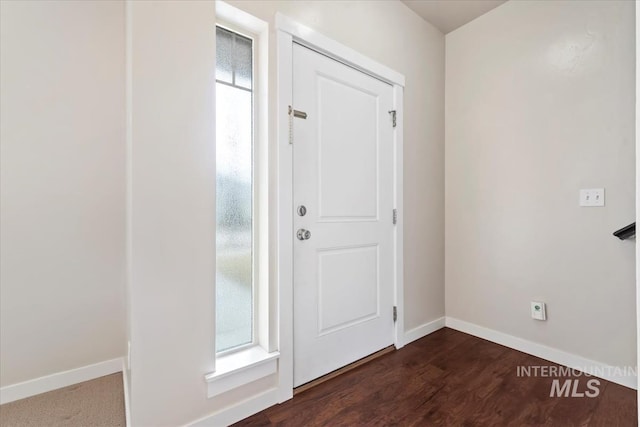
xmin=318 ymin=244 xmax=379 ymax=334
xmin=317 ymin=75 xmax=379 ymax=220
xmin=293 ymin=43 xmax=394 ymax=387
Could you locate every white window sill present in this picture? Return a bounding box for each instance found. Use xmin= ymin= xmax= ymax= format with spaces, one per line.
xmin=205 ymin=346 xmax=279 ymax=398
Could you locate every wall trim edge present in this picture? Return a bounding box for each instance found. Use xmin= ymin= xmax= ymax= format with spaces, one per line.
xmin=122 ymin=359 xmax=131 ymax=427
xmin=403 ymin=317 xmax=446 ymax=346
xmin=188 ymin=387 xmax=279 ymax=426
xmin=0 ymin=357 xmax=124 ymax=405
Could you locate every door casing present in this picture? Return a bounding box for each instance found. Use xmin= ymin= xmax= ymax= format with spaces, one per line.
xmin=275 ymin=13 xmax=405 ymax=402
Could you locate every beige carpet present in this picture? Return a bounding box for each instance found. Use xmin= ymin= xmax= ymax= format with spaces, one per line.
xmin=0 ymin=373 xmax=126 ymax=427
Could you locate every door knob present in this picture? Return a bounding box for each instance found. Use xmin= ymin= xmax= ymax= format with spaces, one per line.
xmin=297 ymin=229 xmax=311 ymax=241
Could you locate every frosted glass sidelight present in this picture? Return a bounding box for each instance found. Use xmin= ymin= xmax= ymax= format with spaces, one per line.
xmin=235 ymin=36 xmax=252 ymax=89
xmin=216 ymin=27 xmax=233 ymax=84
xmin=215 ymin=26 xmax=254 ymax=353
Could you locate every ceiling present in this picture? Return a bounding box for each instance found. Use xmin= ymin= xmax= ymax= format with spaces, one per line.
xmin=402 ymin=0 xmax=507 ymax=34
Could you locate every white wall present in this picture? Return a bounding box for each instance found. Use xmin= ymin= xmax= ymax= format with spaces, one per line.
xmin=0 ymin=1 xmax=127 ymax=387
xmin=446 ymin=0 xmax=636 ymax=368
xmin=128 ymin=2 xmax=217 ymax=425
xmin=128 ymin=1 xmax=444 ymax=425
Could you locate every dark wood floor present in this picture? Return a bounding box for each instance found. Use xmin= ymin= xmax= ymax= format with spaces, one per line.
xmin=236 ymin=328 xmax=637 ymax=426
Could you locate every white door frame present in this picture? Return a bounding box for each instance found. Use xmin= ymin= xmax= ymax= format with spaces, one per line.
xmin=275 ymin=13 xmax=405 ymax=402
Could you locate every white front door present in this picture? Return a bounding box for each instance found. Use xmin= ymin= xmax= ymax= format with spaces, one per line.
xmin=292 ymin=43 xmax=395 ymax=387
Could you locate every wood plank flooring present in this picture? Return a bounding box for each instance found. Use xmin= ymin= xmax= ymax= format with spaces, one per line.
xmin=235 ymin=328 xmax=637 ymax=426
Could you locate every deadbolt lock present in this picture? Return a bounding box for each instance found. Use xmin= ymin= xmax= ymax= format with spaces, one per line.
xmin=297 ymin=205 xmax=307 ymax=216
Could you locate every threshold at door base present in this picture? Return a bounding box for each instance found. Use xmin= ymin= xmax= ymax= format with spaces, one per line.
xmin=294 ymin=346 xmax=395 ymax=396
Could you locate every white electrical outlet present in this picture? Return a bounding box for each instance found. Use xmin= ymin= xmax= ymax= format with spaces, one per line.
xmin=579 ymin=188 xmax=605 ymax=207
xmin=531 ymin=301 xmax=546 ymax=321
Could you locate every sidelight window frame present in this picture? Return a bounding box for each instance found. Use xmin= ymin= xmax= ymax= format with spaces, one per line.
xmin=214 ymin=22 xmax=257 ymax=356
xmin=206 ymin=1 xmax=277 ymax=399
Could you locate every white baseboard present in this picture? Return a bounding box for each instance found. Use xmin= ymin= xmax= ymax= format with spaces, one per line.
xmin=121 ymin=360 xmax=131 ymax=427
xmin=189 ymin=387 xmax=279 ymax=427
xmin=0 ymin=357 xmax=124 ymax=405
xmin=403 ymin=316 xmax=446 ymax=345
xmin=445 ymin=317 xmax=637 ymax=390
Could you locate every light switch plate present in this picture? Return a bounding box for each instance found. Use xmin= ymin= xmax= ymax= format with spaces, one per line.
xmin=580 ymin=188 xmax=605 ymax=207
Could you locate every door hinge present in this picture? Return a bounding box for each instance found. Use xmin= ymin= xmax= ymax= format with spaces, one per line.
xmin=392 ymin=209 xmax=398 ymax=225
xmin=393 ymin=306 xmax=398 ymax=322
xmin=388 ymin=110 xmax=397 ymax=128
